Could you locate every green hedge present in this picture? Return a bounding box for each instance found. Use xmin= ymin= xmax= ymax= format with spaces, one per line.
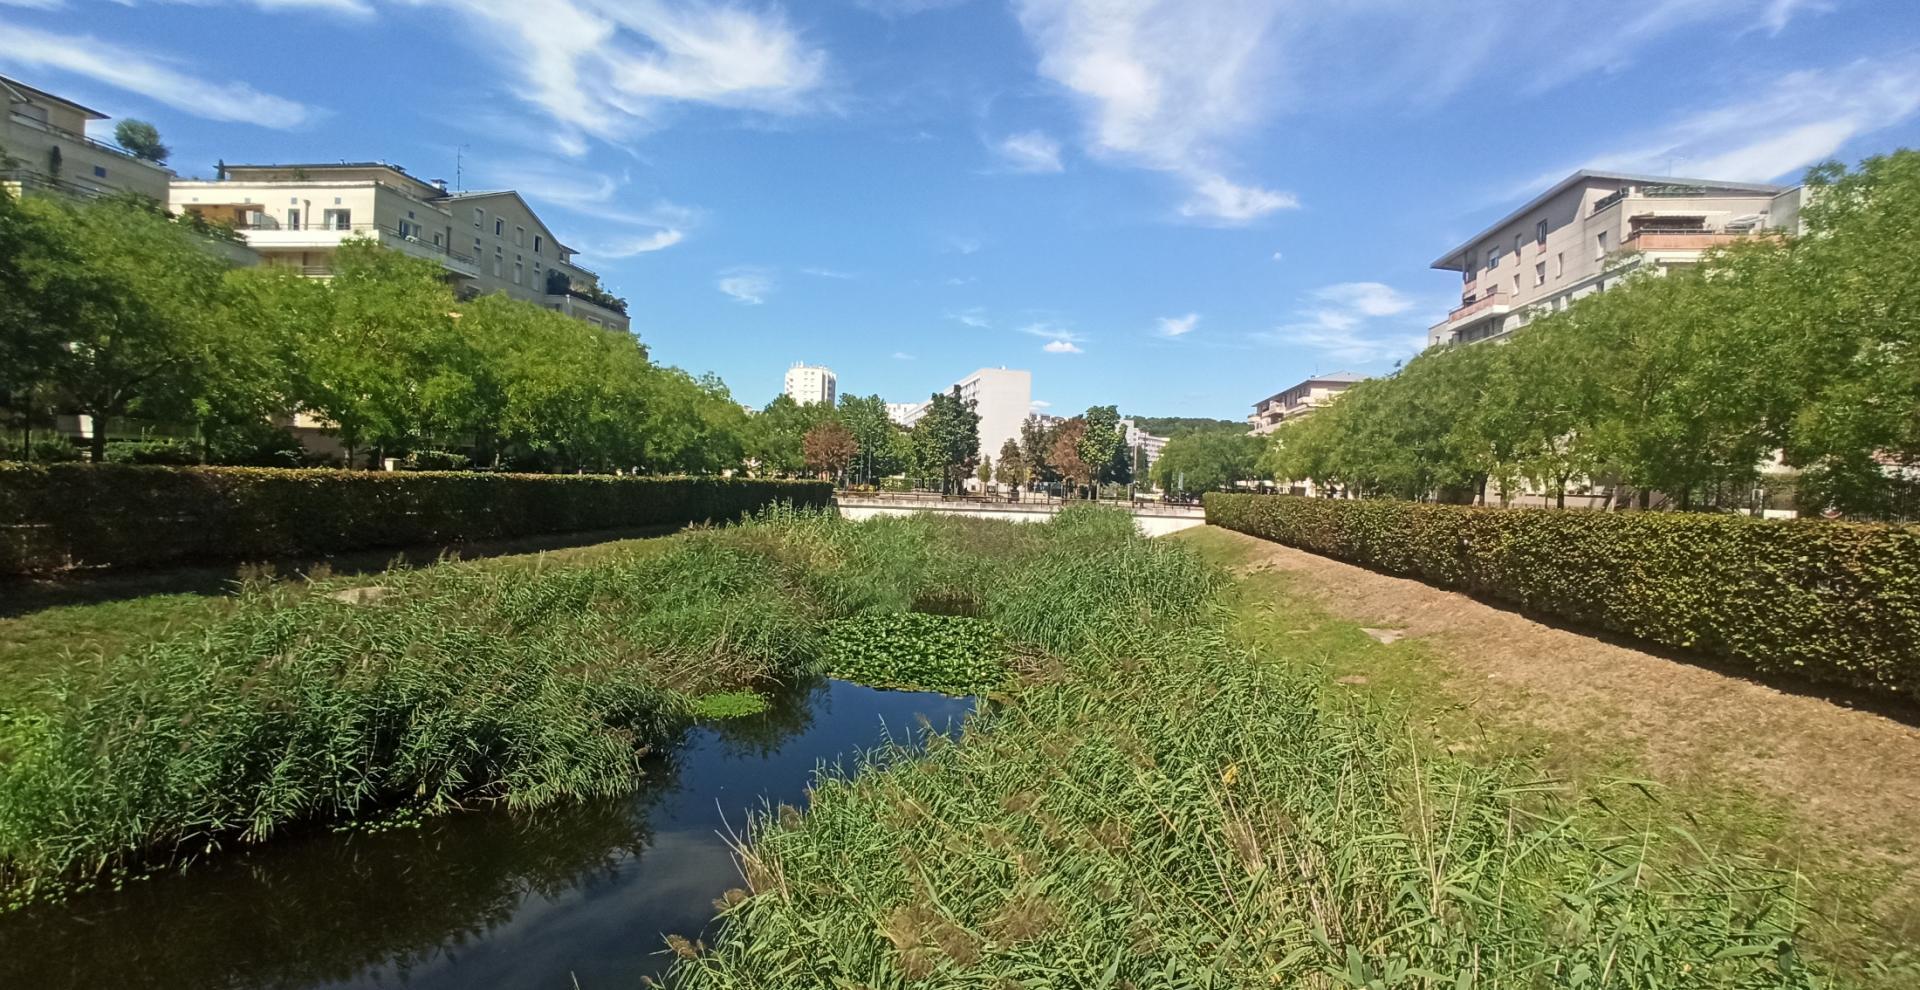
xmin=1204 ymin=493 xmax=1920 ymax=701
xmin=0 ymin=464 xmax=832 ymax=574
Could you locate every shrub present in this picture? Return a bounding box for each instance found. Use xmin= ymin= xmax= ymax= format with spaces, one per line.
xmin=0 ymin=438 xmax=82 ymax=463
xmin=402 ymin=449 xmax=472 ymax=472
xmin=0 ymin=464 xmax=833 ymax=575
xmin=1205 ymin=493 xmax=1920 ymax=700
xmin=102 ymin=438 xmax=200 ymax=466
xmin=822 ymin=612 xmax=1007 ymax=695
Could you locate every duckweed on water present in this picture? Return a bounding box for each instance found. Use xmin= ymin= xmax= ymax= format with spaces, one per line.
xmin=688 ymin=691 xmax=772 ymax=720
xmin=822 ymin=612 xmax=1008 ymax=696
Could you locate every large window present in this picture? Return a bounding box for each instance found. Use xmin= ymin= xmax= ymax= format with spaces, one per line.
xmin=1534 ymin=261 xmax=1546 ymax=286
xmin=495 ymin=218 xmax=504 ymax=236
xmin=533 ymin=234 xmax=543 ymax=254
xmin=1535 ymin=218 xmax=1548 ymax=243
xmin=1596 ymin=231 xmax=1609 ymax=259
xmin=323 ymin=208 xmax=351 ymax=229
xmin=1486 ymin=246 xmax=1502 ymax=270
xmin=514 ymin=225 xmax=525 ymax=247
xmin=473 ymin=208 xmax=483 ymax=228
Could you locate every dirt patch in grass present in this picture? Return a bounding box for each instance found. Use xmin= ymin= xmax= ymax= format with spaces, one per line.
xmin=1180 ymin=525 xmax=1920 ymax=971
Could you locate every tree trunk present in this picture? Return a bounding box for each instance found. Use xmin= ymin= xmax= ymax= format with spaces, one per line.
xmin=88 ymin=415 xmax=108 ymax=463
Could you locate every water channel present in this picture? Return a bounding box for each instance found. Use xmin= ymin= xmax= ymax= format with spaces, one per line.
xmin=0 ymin=679 xmax=973 ymax=989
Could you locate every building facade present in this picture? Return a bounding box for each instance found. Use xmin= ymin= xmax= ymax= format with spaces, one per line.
xmin=169 ymin=163 xmax=628 ymax=331
xmin=1428 ymin=170 xmax=1802 ymax=347
xmin=1119 ymin=419 xmax=1169 ymax=470
xmin=783 ymin=364 xmax=838 ymax=406
xmin=885 ymin=401 xmax=927 ymax=427
xmin=2 ymin=75 xmax=172 ymax=201
xmin=888 ymin=367 xmax=1032 ymax=459
xmin=1248 ymin=372 xmax=1366 ymax=435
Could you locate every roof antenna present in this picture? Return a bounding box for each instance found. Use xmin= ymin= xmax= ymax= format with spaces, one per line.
xmin=455 ymin=144 xmax=469 ymax=193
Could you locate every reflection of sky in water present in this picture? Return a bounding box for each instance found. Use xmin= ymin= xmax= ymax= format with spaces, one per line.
xmin=0 ymin=681 xmax=973 ymax=990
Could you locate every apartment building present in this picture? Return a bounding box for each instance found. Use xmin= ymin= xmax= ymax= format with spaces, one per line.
xmin=1248 ymin=372 xmax=1366 ymax=435
xmin=1118 ymin=419 xmax=1169 ymax=470
xmin=2 ymin=74 xmax=172 ymax=201
xmin=783 ymin=364 xmax=838 ymax=406
xmin=169 ymin=162 xmax=628 ymax=331
xmin=1428 ymin=170 xmax=1802 ymax=346
xmin=888 ymin=367 xmax=1032 ymax=457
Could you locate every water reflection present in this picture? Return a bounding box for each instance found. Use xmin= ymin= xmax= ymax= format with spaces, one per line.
xmin=0 ymin=679 xmax=972 ymax=989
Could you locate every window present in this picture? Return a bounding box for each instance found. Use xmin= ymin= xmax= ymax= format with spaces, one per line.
xmin=493 ymin=250 xmax=503 ymax=278
xmin=1485 ymin=246 xmax=1502 ymax=270
xmin=1535 ymin=219 xmax=1548 ymax=244
xmin=513 ymin=262 xmax=522 ymax=285
xmin=92 ymin=165 xmax=107 ymax=178
xmin=1513 ymin=233 xmax=1523 ymax=254
xmin=473 ymin=208 xmax=483 ymax=228
xmin=1512 ymin=274 xmax=1521 ymax=295
xmin=473 ymin=237 xmax=483 ymax=257
xmin=1534 ymin=261 xmax=1546 ymax=286
xmin=287 ymin=208 xmax=302 ymax=230
xmin=1596 ymin=231 xmax=1609 ymax=259
xmin=323 ymin=208 xmax=351 ymax=229
xmin=1555 ymin=252 xmax=1564 ymax=277
xmin=514 ymin=225 xmax=524 ymax=246
xmin=495 ymin=218 xmax=504 ymax=236
xmin=533 ymin=235 xmax=543 ymax=254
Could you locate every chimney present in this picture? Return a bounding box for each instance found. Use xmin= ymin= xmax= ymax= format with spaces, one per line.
xmin=432 ymin=178 xmax=448 ymax=194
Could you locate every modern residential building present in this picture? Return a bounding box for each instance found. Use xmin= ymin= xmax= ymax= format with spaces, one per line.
xmin=888 ymin=367 xmax=1032 ymax=458
xmin=783 ymin=363 xmax=838 ymax=406
xmin=886 ymin=401 xmax=927 ymax=427
xmin=1119 ymin=419 xmax=1169 ymax=470
xmin=169 ymin=162 xmax=628 ymax=331
xmin=2 ymin=74 xmax=172 ymax=201
xmin=1428 ymin=170 xmax=1803 ymax=346
xmin=1248 ymin=372 xmax=1366 ymax=435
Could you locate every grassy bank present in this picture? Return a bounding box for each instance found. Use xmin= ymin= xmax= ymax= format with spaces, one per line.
xmin=673 ymin=516 xmax=1873 ymax=989
xmin=0 ymin=508 xmax=1196 ymax=902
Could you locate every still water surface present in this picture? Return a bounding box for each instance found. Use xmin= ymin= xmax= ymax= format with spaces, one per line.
xmin=0 ymin=679 xmax=972 ymax=989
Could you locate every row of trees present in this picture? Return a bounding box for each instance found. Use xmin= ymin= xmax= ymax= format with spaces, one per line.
xmin=1 ymin=191 xmax=751 ymax=471
xmin=1264 ymin=151 xmax=1920 ymax=517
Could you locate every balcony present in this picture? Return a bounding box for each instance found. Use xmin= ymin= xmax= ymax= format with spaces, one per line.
xmin=1447 ymin=288 xmax=1511 ymax=325
xmin=7 ymin=111 xmax=158 ymax=166
xmin=1622 ymin=229 xmax=1752 ymax=251
xmin=229 ymin=221 xmax=480 ymax=278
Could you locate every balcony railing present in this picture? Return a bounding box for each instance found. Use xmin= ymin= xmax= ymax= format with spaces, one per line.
xmin=1592 ymin=188 xmax=1627 ymax=215
xmin=7 ymin=111 xmax=160 ymax=166
xmin=1622 ymin=229 xmax=1751 ymax=250
xmin=227 ymin=220 xmax=477 ymax=266
xmin=1447 ymin=289 xmax=1511 ymax=324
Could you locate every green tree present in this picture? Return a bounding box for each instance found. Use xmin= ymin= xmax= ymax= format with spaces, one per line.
xmin=14 ymin=195 xmax=233 ymax=461
xmin=838 ymin=393 xmax=905 ymax=483
xmin=804 ymin=418 xmax=859 ymax=483
xmin=994 ymin=438 xmax=1028 ymax=490
xmin=910 ymin=388 xmax=981 ymax=493
xmin=112 ymin=119 xmax=170 ymax=165
xmin=1153 ymin=429 xmax=1263 ymax=494
xmin=1077 ymin=405 xmax=1125 ymax=489
xmin=751 ymin=395 xmax=835 ymax=476
xmin=1019 ymin=414 xmax=1057 ymax=483
xmin=1050 ymin=417 xmax=1092 ymax=497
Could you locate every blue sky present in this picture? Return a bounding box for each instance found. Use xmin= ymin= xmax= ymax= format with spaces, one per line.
xmin=3 ymin=1 xmax=1918 ymax=418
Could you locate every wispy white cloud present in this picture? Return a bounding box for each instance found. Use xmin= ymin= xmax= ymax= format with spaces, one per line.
xmin=948 ymin=235 xmax=983 ymax=254
xmin=716 ymin=267 xmax=774 ymax=305
xmin=892 ymin=351 xmax=915 ymax=360
xmin=1012 ymin=0 xmax=1293 ymax=224
xmin=593 ymin=228 xmax=684 ymax=256
xmin=1271 ymin=251 xmax=1284 ymax=262
xmin=800 ymin=266 xmax=856 ymax=279
xmin=0 ymin=23 xmax=317 ymax=126
xmin=993 ymin=130 xmax=1064 ymax=173
xmin=1030 ymin=399 xmax=1052 ymax=409
xmin=1515 ymin=56 xmax=1920 ymax=191
xmin=1021 ymin=321 xmax=1087 ymax=354
xmin=407 ymin=0 xmax=828 ymax=150
xmin=1259 ymin=282 xmax=1427 ymax=365
xmin=484 ymin=162 xmax=698 ymax=256
xmin=1761 ymin=0 xmax=1832 ymax=34
xmin=852 ymin=0 xmax=971 ymax=17
xmin=1156 ymin=313 xmax=1199 ymax=338
xmin=947 ymin=307 xmax=990 ymax=328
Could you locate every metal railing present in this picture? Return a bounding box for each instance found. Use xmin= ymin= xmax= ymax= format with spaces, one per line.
xmin=7 ymin=111 xmax=158 ymax=165
xmin=228 ymin=220 xmax=478 ymax=265
xmin=1448 ymin=289 xmax=1511 ymax=323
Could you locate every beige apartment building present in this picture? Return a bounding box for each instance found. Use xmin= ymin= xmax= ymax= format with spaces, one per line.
xmin=2 ymin=75 xmax=172 ymax=201
xmin=170 ymin=162 xmax=629 ymax=331
xmin=1428 ymin=170 xmax=1802 ymax=346
xmin=1248 ymin=372 xmax=1366 ymax=435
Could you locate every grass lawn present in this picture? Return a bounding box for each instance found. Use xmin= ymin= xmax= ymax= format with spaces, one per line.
xmin=0 ymin=527 xmax=680 ymax=707
xmin=1174 ymin=525 xmax=1920 ymax=987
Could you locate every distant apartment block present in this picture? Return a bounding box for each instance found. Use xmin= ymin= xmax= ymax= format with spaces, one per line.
xmin=889 ymin=368 xmax=1032 ymax=457
xmin=1428 ymin=170 xmax=1803 ymax=347
xmin=783 ymin=363 xmax=838 ymax=406
xmin=2 ymin=74 xmax=172 ymax=201
xmin=169 ymin=162 xmax=628 ymax=331
xmin=1119 ymin=419 xmax=1169 ymax=469
xmin=1248 ymin=372 xmax=1366 ymax=435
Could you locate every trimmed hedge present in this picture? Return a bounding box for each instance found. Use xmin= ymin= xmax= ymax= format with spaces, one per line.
xmin=1204 ymin=493 xmax=1920 ymax=701
xmin=0 ymin=463 xmax=832 ymax=575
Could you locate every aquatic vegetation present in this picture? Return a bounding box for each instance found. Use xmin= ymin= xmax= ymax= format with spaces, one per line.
xmin=822 ymin=612 xmax=1007 ymax=695
xmin=688 ymin=691 xmax=771 ymax=719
